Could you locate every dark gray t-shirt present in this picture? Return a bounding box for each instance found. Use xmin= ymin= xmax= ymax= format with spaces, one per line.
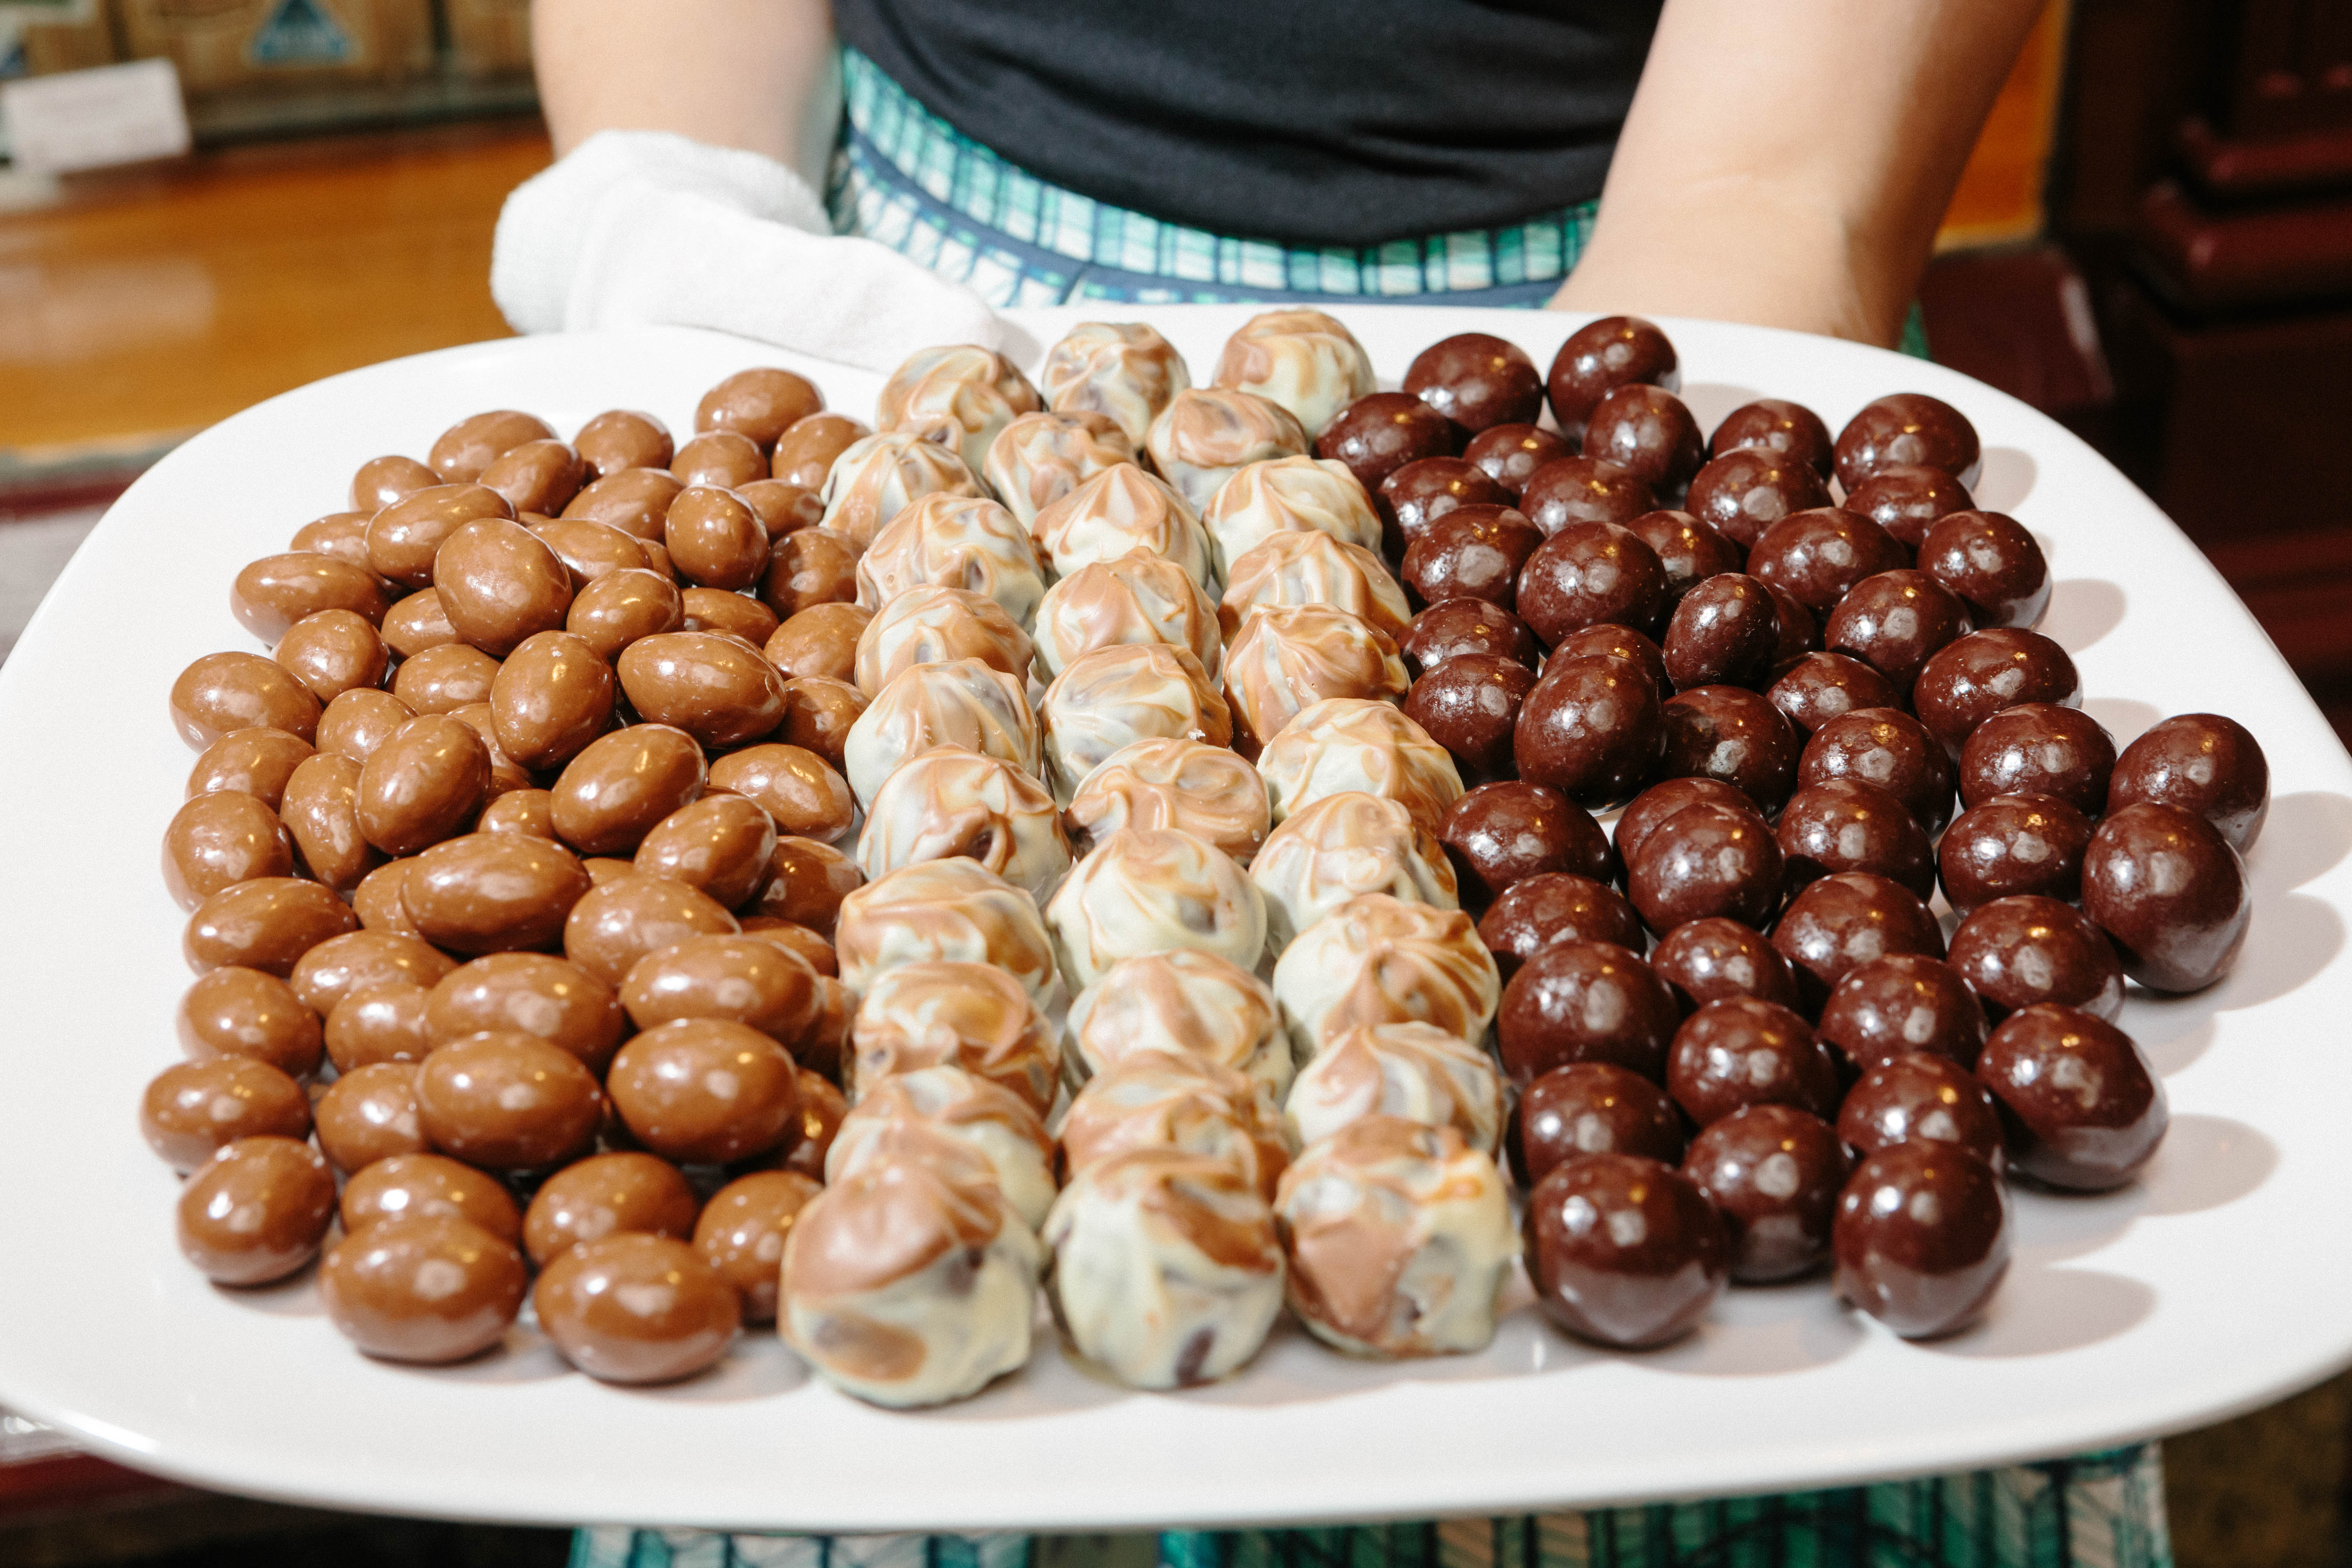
xmin=834 ymin=0 xmax=1663 ymax=247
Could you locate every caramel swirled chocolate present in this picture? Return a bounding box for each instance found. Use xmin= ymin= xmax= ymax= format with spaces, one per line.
xmin=1203 ymin=456 xmax=1385 ymax=582
xmin=1145 ymin=388 xmax=1310 ymax=516
xmin=983 ymin=410 xmax=1136 ymax=531
xmin=1033 ymin=548 xmax=1223 ymax=681
xmin=1063 ymin=948 xmax=1291 ymax=1101
xmin=1045 ymin=826 xmax=1268 ymax=990
xmin=828 ymin=1064 xmax=1058 ymax=1228
xmin=1212 ymin=309 xmax=1378 ymax=438
xmin=1271 ymin=892 xmax=1500 ymax=1060
xmin=1040 ymin=321 xmax=1191 ymax=448
xmin=1223 ymin=604 xmax=1410 ymax=758
xmin=855 ymin=744 xmax=1071 ymax=901
xmin=1258 ymin=697 xmax=1464 ymax=834
xmin=1030 ymin=463 xmax=1217 ymax=589
xmin=1283 ymin=1021 xmax=1503 ymax=1154
xmin=833 ymin=857 xmax=1059 ymax=1009
xmin=1219 ymin=529 xmax=1411 ymax=644
xmin=1065 ymin=737 xmax=1271 ymax=863
xmin=875 ymin=344 xmax=1042 ymax=474
xmin=846 ymin=960 xmax=1060 ymax=1117
xmin=842 ymin=656 xmax=1041 ymax=807
xmin=855 ymin=493 xmax=1047 ymax=629
xmin=1250 ymin=791 xmax=1460 ymax=956
xmin=820 ymin=430 xmax=984 ymax=551
xmin=1039 ymin=643 xmax=1233 ymax=805
xmin=852 ymin=584 xmax=1034 ymax=697
xmin=1060 ymin=1048 xmax=1290 ymax=1201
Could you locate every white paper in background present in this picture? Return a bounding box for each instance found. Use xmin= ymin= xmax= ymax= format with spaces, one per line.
xmin=0 ymin=58 xmax=189 ymax=176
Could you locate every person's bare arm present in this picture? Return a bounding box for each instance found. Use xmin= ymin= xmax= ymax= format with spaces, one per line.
xmin=1550 ymin=0 xmax=2041 ymax=346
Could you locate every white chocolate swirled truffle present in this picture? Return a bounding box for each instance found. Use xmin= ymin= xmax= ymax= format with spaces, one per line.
xmin=1065 ymin=949 xmax=1291 ymax=1102
xmin=1040 ymin=321 xmax=1191 ymax=448
xmin=1039 ymin=644 xmax=1234 ymax=806
xmin=1270 ymin=893 xmax=1500 ymax=1060
xmin=1030 ymin=463 xmax=1217 ymax=589
xmin=1249 ymin=792 xmax=1459 ymax=956
xmin=1212 ymin=309 xmax=1377 ymax=438
xmin=1202 ymin=456 xmax=1384 ymax=583
xmin=853 ymin=583 xmax=1035 ymax=697
xmin=1219 ymin=529 xmax=1411 ymax=644
xmin=843 ymin=657 xmax=1040 ymax=807
xmin=856 ymin=746 xmax=1070 ymax=901
xmin=1067 ymin=737 xmax=1272 ymax=865
xmin=1145 ymin=388 xmax=1310 ymax=517
xmin=1032 ymin=548 xmax=1223 ymax=682
xmin=1223 ymin=604 xmax=1410 ymax=758
xmin=781 ymin=1154 xmax=1039 ymax=1407
xmin=856 ymin=493 xmax=1047 ymax=629
xmin=1258 ymin=697 xmax=1465 ymax=833
xmin=847 ymin=959 xmax=1059 ymax=1116
xmin=983 ymin=410 xmax=1136 ymax=532
xmin=1283 ymin=1022 xmax=1504 ymax=1156
xmin=1059 ymin=1049 xmax=1290 ymax=1201
xmin=828 ymin=1070 xmax=1058 ymax=1230
xmin=1274 ymin=1116 xmax=1515 ymax=1358
xmin=876 ymin=344 xmax=1042 ymax=474
xmin=821 ymin=430 xmax=986 ymax=551
xmin=1045 ymin=826 xmax=1267 ymax=991
xmin=834 ymin=857 xmax=1058 ymax=1009
xmin=1043 ymin=1148 xmax=1284 ymax=1389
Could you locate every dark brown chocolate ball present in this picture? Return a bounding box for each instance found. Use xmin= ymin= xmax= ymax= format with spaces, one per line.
xmin=1663 ymin=574 xmax=1780 ymax=692
xmin=1402 ymin=503 xmax=1543 ymax=611
xmin=1515 ymin=653 xmax=1666 ymax=807
xmin=1526 ymin=1153 xmax=1726 ymax=1348
xmin=1683 ymin=449 xmax=1833 ymax=552
xmin=1939 ymin=793 xmax=2093 ymax=913
xmin=1520 ymin=458 xmax=1656 ymax=538
xmin=1710 ymin=398 xmax=1834 ymax=476
xmin=1512 ymin=1064 xmax=1686 ymax=1187
xmin=1405 ymin=654 xmax=1537 ymax=784
xmin=1546 ymin=316 xmax=1680 ymax=441
xmin=1837 ymin=1052 xmax=2005 ymax=1171
xmin=1833 ymin=1141 xmax=2009 ymax=1338
xmin=1552 ymin=623 xmax=1673 ymax=700
xmin=1613 ymin=777 xmax=1753 ymax=870
xmin=1406 ymin=333 xmax=1545 ymax=433
xmin=1843 ymin=464 xmax=1977 ymax=549
xmin=1946 ymin=895 xmax=2124 ymax=1020
xmin=1916 ymin=510 xmax=2049 ymax=629
xmin=1817 ymin=955 xmax=1987 ymax=1071
xmin=2107 ymin=714 xmax=2269 ymax=851
xmin=1977 ymin=1004 xmax=2168 ymax=1190
xmin=2080 ymin=802 xmax=2250 ymax=993
xmin=1833 ymin=393 xmax=1983 ymax=493
xmin=1516 ymin=522 xmax=1667 ymax=647
xmin=1627 ymin=509 xmax=1744 ymax=606
xmin=1822 ymin=570 xmax=1969 ymax=699
xmin=1772 ymin=872 xmax=1944 ymax=1008
xmin=1401 ymin=598 xmax=1539 ymax=675
xmin=1666 ymin=996 xmax=1840 ymax=1125
xmin=1765 ymin=653 xmax=1902 ymax=741
xmin=1957 ymin=703 xmax=2115 ymax=816
xmin=1650 ymin=917 xmax=1802 ymax=1013
xmin=1462 ymin=423 xmax=1572 ymax=497
xmin=1799 ymin=707 xmax=1956 ymax=833
xmin=1684 ymin=1105 xmax=1849 ymax=1282
xmin=1626 ymin=800 xmax=1783 ymax=935
xmin=1764 ymin=582 xmax=1820 ymax=663
xmin=1775 ymin=779 xmax=1936 ymax=898
xmin=1657 ymin=686 xmax=1802 ymax=811
xmin=1379 ymin=457 xmax=1511 ymax=558
xmin=1479 ymin=873 xmax=1645 ymax=982
xmin=1584 ymin=385 xmax=1706 ymax=496
xmin=1497 ymin=939 xmax=1679 ymax=1083
xmin=1912 ymin=629 xmax=2081 ymax=759
xmin=1316 ymin=390 xmax=1459 ymax=494
xmin=1441 ymin=782 xmax=1614 ymax=908
xmin=1745 ymin=508 xmax=1909 ymax=617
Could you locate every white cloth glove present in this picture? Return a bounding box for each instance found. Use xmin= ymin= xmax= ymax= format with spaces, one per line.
xmin=492 ymin=129 xmax=1006 ymax=373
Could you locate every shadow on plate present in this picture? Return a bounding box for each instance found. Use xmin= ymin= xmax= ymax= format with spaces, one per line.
xmin=1646 ymin=1277 xmax=1865 ymax=1379
xmin=2213 ymin=891 xmax=2343 ymax=1015
xmin=2141 ymin=1015 xmax=2214 ymax=1077
xmin=1931 ymin=1265 xmax=2154 ymax=1359
xmin=1676 ymin=383 xmax=1765 ymax=438
xmin=2042 ymin=581 xmax=2124 ymax=655
xmin=1973 ymin=448 xmax=2038 ymax=513
xmin=415 ymin=1323 xmax=570 ymax=1385
xmin=219 ymin=1267 xmax=325 ymax=1318
xmin=2082 ymin=697 xmax=2161 ymax=750
xmin=638 ymin=1335 xmax=811 ymax=1403
xmin=2139 ymin=1114 xmax=2276 ymax=1218
xmin=2249 ymin=792 xmax=2352 ymax=898
xmin=2009 ymin=1181 xmax=2145 ymax=1265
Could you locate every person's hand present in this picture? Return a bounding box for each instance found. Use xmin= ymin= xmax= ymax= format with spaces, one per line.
xmin=491 ymin=129 xmax=1005 ymax=373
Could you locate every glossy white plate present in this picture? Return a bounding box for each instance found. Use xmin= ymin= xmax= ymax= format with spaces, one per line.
xmin=2 ymin=307 xmax=2348 ymax=1534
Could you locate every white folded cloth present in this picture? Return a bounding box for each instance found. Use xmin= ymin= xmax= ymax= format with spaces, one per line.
xmin=492 ymin=129 xmax=1005 ymax=373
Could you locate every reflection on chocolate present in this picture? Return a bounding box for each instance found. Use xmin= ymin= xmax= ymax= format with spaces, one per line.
xmin=1663 ymin=574 xmax=1779 ymax=692
xmin=1916 ymin=510 xmax=2049 ymax=630
xmin=1316 ymin=392 xmax=1459 ymax=494
xmin=1520 ymin=457 xmax=1656 ymax=538
xmin=1626 ymin=799 xmax=1782 ymax=935
xmin=1683 ymin=450 xmax=1831 ymax=552
xmin=1441 ymin=781 xmax=1615 ymax=908
xmin=1582 ymin=385 xmax=1705 ymax=495
xmin=1939 ymin=793 xmax=2092 ymax=913
xmin=1711 ymin=399 xmax=1834 ymax=476
xmin=1946 ymin=895 xmax=2123 ymax=1020
xmin=2106 ymin=714 xmax=2269 ymax=851
xmin=1405 ymin=655 xmax=1537 ymax=784
xmin=1833 ymin=1141 xmax=2008 ymax=1338
xmin=1656 ymin=686 xmax=1801 ymax=812
xmin=1666 ymin=996 xmax=1840 ymax=1125
xmin=1958 ymin=703 xmax=2115 ymax=816
xmin=1516 ymin=521 xmax=1667 ymax=646
xmin=1844 ymin=464 xmax=1974 ymax=549
xmin=1378 ymin=457 xmax=1511 ymax=557
xmin=1512 ymin=1063 xmax=1686 ymax=1187
xmin=1462 ymin=423 xmax=1571 ymax=498
xmin=1402 ymin=503 xmax=1543 ymax=611
xmin=1817 ymin=953 xmax=1987 ymax=1070
xmin=1479 ymin=872 xmax=1644 ymax=982
xmin=1912 ymin=629 xmax=2081 ymax=758
xmin=1401 ymin=598 xmax=1541 ymax=674
xmin=1771 ymin=871 xmax=1944 ymax=1008
xmin=1833 ymin=394 xmax=1983 ymax=492
xmin=2080 ymin=802 xmax=2250 ymax=993
xmin=1613 ymin=777 xmax=1753 ymax=869
xmin=1799 ymin=707 xmax=1956 ymax=833
xmin=1836 ymin=1051 xmax=2004 ymax=1171
xmin=1746 ymin=508 xmax=1908 ymax=617
xmin=1513 ymin=654 xmax=1666 ymax=807
xmin=1822 ymin=570 xmax=1968 ymax=699
xmin=1524 ymin=1153 xmax=1726 ymax=1348
xmin=1555 ymin=623 xmax=1673 ymax=701
xmin=1650 ymin=916 xmax=1800 ymax=1014
xmin=1976 ymin=1004 xmax=2168 ymax=1190
xmin=1628 ymin=510 xmax=1743 ymax=606
xmin=1764 ymin=652 xmax=1901 ymax=741
xmin=1776 ymin=778 xmax=1935 ymax=897
xmin=1409 ymin=334 xmax=1546 ymax=433
xmin=1497 ymin=938 xmax=1678 ymax=1082
xmin=1684 ymin=1104 xmax=1848 ymax=1281
xmin=1546 ymin=316 xmax=1679 ymax=441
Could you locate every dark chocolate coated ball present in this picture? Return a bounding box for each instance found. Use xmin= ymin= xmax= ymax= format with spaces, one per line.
xmin=1764 ymin=582 xmax=1820 ymax=663
xmin=1441 ymin=781 xmax=1614 ymax=908
xmin=2080 ymin=802 xmax=2250 ymax=993
xmin=1514 ymin=653 xmax=1665 ymax=807
xmin=1666 ymin=996 xmax=1841 ymax=1125
xmin=1817 ymin=954 xmax=1987 ymax=1071
xmin=1512 ymin=1065 xmax=1686 ymax=1187
xmin=1626 ymin=800 xmax=1783 ymax=935
xmin=1405 ymin=333 xmax=1545 ymax=433
xmin=1977 ymin=1004 xmax=2168 ymax=1191
xmin=1462 ymin=423 xmax=1571 ymax=497
xmin=1613 ymin=777 xmax=1753 ymax=871
xmin=1526 ymin=1153 xmax=1726 ymax=1349
xmin=1765 ymin=653 xmax=1902 ymax=741
xmin=1833 ymin=393 xmax=1983 ymax=494
xmin=1710 ymin=398 xmax=1834 ymax=477
xmin=1844 ymin=464 xmax=1976 ymax=549
xmin=1799 ymin=707 xmax=1955 ymax=833
xmin=1916 ymin=510 xmax=2049 ymax=629
xmin=1833 ymin=1141 xmax=2008 ymax=1338
xmin=1497 ymin=938 xmax=1679 ymax=1083
xmin=1546 ymin=316 xmax=1679 ymax=442
xmin=1628 ymin=509 xmax=1743 ymax=606
xmin=1822 ymin=570 xmax=1969 ymax=699
xmin=1837 ymin=1052 xmax=2005 ymax=1172
xmin=1683 ymin=449 xmax=1832 ymax=552
xmin=1378 ymin=457 xmax=1511 ymax=559
xmin=1516 ymin=522 xmax=1667 ymax=647
xmin=1663 ymin=574 xmax=1779 ymax=692
xmin=1745 ymin=508 xmax=1909 ymax=617
xmin=1479 ymin=873 xmax=1644 ymax=982
xmin=1946 ymin=895 xmax=2125 ymax=1020
xmin=1957 ymin=703 xmax=2115 ymax=816
xmin=1583 ymin=385 xmax=1706 ymax=497
xmin=1551 ymin=622 xmax=1672 ymax=700
xmin=1401 ymin=597 xmax=1539 ymax=675
xmin=1401 ymin=503 xmax=1542 ymax=612
xmin=1775 ymin=779 xmax=1936 ymax=898
xmin=2107 ymin=714 xmax=2269 ymax=851
xmin=1772 ymin=871 xmax=1944 ymax=1009
xmin=1939 ymin=793 xmax=2093 ymax=913
xmin=1913 ymin=629 xmax=2081 ymax=759
xmin=1657 ymin=686 xmax=1801 ymax=812
xmin=1520 ymin=457 xmax=1655 ymax=537
xmin=1650 ymin=917 xmax=1801 ymax=1013
xmin=1316 ymin=391 xmax=1459 ymax=495
xmin=1404 ymin=653 xmax=1536 ymax=784
xmin=1684 ymin=1105 xmax=1849 ymax=1282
